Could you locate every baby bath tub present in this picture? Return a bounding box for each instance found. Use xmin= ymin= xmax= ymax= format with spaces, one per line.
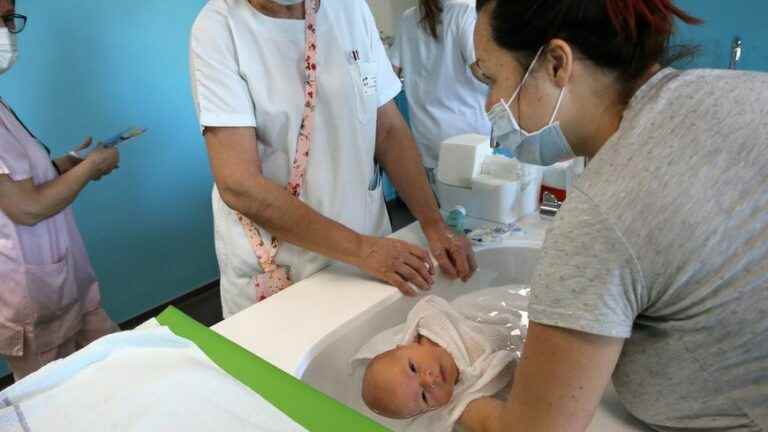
xmin=213 ymin=217 xmax=650 ymax=431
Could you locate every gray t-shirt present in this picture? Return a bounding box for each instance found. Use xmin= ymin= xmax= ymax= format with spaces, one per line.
xmin=528 ymin=68 xmax=768 ymax=431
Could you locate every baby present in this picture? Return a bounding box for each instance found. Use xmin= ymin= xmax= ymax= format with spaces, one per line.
xmin=362 ymin=333 xmax=460 ymax=418
xmin=352 ymin=290 xmax=528 ymax=431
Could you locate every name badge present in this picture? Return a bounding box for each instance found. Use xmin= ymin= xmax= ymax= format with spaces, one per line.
xmin=356 ymin=60 xmax=378 ymax=97
xmin=361 ymin=73 xmax=377 ymax=96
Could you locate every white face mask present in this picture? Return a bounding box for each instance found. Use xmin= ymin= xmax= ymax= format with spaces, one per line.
xmin=0 ymin=27 xmax=17 ymax=74
xmin=487 ymin=47 xmax=575 ymax=166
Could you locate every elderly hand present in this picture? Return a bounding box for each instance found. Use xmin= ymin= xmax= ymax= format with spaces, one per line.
xmin=356 ymin=236 xmax=435 ymax=296
xmin=422 ymin=222 xmax=477 ymax=282
xmin=84 ymin=145 xmax=119 ymax=181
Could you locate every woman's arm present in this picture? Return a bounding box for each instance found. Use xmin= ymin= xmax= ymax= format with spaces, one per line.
xmin=374 ymin=101 xmax=476 ymax=281
xmin=52 ymin=154 xmax=81 ymax=174
xmin=504 ymin=323 xmax=624 ymax=431
xmin=459 ymin=323 xmax=623 ymax=432
xmin=204 ymin=126 xmax=435 ymax=295
xmin=0 ymin=146 xmax=119 ymax=226
xmin=51 ymin=137 xmax=94 ymax=174
xmin=459 ymin=397 xmax=505 ymax=432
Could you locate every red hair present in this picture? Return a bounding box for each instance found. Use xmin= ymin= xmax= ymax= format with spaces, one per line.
xmin=606 ymin=0 xmax=703 ymax=41
xmin=478 ymin=0 xmax=703 ymax=101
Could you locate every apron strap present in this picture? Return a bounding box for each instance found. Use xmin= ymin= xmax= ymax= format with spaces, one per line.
xmin=237 ymin=0 xmax=319 ymax=273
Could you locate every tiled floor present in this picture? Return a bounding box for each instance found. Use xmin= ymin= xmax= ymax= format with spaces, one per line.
xmin=174 ymin=285 xmax=224 ymax=327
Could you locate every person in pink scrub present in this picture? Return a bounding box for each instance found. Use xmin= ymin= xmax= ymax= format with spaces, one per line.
xmin=0 ymin=0 xmax=120 ymax=380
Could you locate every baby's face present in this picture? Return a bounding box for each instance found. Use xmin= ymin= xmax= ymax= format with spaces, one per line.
xmin=362 ymin=336 xmax=459 ymax=419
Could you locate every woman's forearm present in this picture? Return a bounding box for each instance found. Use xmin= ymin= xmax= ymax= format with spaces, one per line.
xmin=206 ymin=125 xmax=437 ymax=294
xmin=206 ymin=124 xmax=440 ymax=294
xmin=459 ymin=397 xmax=504 ymax=432
xmin=27 ymin=160 xmax=94 ymax=223
xmin=375 ymin=101 xmax=444 ymax=228
xmin=220 ymin=174 xmax=367 ymax=268
xmin=52 ymin=154 xmax=80 ymax=174
xmin=207 ymin=126 xmax=372 ymax=268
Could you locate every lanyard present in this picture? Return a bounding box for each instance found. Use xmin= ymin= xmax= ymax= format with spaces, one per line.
xmin=235 ymin=0 xmax=319 ymax=294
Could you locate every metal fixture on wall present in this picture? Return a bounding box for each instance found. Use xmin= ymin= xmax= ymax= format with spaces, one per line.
xmin=729 ymin=36 xmax=743 ymax=69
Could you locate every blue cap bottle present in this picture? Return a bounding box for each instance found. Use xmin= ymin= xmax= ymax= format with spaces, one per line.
xmin=446 ymin=206 xmax=467 ymax=235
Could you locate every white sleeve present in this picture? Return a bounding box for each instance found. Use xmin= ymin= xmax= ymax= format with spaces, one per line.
xmin=362 ymin=3 xmax=402 ymax=107
xmin=390 ymin=14 xmax=405 ymax=68
xmin=457 ymin=5 xmax=478 ymax=66
xmin=189 ymin=5 xmax=257 ymax=132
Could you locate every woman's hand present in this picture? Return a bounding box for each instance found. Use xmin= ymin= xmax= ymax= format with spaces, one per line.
xmin=356 ymin=236 xmax=435 ymax=296
xmin=71 ymin=136 xmax=94 ymax=157
xmin=53 ymin=137 xmax=93 ymax=174
xmin=422 ymin=222 xmax=477 ymax=282
xmin=0 ymin=137 xmax=119 ymax=226
xmin=84 ymin=145 xmax=119 ymax=181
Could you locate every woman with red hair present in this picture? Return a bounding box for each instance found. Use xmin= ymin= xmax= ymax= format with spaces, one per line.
xmin=456 ymin=0 xmax=768 ymax=430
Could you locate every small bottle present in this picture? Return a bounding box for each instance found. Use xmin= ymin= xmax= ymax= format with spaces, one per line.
xmin=446 ymin=206 xmax=467 ymax=235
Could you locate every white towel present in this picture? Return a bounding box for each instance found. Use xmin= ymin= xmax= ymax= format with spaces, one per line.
xmin=0 ymin=326 xmax=307 ymax=432
xmin=351 ymin=287 xmax=529 ymax=432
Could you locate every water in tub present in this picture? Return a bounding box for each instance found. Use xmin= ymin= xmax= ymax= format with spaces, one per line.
xmin=351 ymin=284 xmax=530 ymax=432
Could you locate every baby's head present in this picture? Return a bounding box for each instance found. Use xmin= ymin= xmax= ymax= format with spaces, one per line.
xmin=361 ymin=335 xmax=459 ymax=419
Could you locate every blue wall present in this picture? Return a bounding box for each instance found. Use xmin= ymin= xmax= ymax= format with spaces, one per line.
xmin=384 ymin=92 xmax=411 ymax=201
xmin=0 ymin=0 xmax=216 ymax=337
xmin=674 ymin=0 xmax=767 ymax=71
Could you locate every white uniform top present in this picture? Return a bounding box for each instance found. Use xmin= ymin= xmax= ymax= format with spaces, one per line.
xmin=190 ymin=0 xmax=401 ymax=317
xmin=391 ymin=0 xmax=490 ymax=169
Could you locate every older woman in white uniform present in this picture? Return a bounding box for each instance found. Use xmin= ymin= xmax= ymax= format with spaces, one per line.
xmin=190 ymin=0 xmax=475 ymax=318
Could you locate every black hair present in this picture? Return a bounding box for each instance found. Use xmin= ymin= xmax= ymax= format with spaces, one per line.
xmin=418 ymin=0 xmax=443 ymax=40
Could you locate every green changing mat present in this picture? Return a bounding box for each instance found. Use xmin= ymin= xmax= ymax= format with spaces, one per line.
xmin=156 ymin=306 xmax=388 ymax=432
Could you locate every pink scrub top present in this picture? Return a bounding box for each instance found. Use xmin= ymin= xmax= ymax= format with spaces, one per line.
xmin=0 ymin=99 xmax=102 ymax=357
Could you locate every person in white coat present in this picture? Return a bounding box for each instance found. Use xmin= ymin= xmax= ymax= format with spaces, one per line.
xmin=391 ymin=0 xmax=491 ymax=186
xmin=190 ymin=0 xmax=476 ymax=318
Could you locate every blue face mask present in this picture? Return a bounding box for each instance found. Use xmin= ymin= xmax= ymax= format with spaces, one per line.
xmin=487 ymin=47 xmax=575 ymax=166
